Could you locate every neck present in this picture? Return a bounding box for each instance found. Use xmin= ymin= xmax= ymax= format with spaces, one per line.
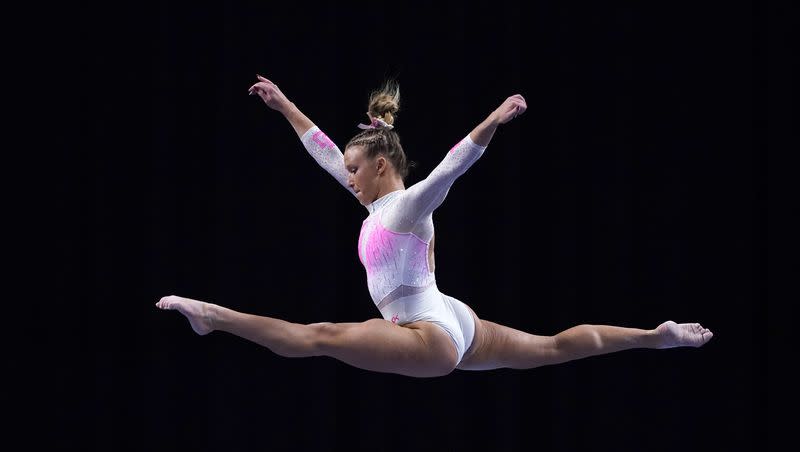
xmin=373 ymin=178 xmax=405 ymax=203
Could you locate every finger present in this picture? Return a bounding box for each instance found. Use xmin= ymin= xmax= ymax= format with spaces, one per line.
xmin=256 ymin=75 xmax=273 ymax=84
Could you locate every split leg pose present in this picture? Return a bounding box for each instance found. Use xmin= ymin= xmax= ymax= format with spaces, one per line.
xmin=156 ymin=295 xmax=711 ymax=377
xmin=157 ymin=76 xmax=712 ymax=378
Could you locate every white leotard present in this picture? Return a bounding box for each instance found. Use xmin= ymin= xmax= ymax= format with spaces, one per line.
xmin=300 ymin=126 xmax=486 ymax=363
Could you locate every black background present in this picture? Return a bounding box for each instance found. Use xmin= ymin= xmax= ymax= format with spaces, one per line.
xmin=29 ymin=0 xmax=787 ymax=450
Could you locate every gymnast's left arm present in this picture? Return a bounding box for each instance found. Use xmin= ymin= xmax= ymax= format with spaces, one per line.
xmin=400 ymin=94 xmax=527 ymax=221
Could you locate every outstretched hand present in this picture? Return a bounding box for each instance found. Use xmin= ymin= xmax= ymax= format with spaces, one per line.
xmin=249 ymin=75 xmax=292 ymax=113
xmin=492 ymin=94 xmax=527 ymax=125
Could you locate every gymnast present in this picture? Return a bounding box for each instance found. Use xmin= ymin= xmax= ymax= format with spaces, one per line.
xmin=156 ymin=75 xmax=713 ymax=378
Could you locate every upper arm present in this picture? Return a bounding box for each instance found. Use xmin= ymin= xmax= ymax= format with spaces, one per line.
xmin=399 ymin=135 xmax=488 ymax=222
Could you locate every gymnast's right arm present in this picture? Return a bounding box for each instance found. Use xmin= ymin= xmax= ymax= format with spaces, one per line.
xmin=249 ymin=75 xmax=356 ymax=197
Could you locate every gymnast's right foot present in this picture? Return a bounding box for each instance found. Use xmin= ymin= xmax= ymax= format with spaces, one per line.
xmin=156 ymin=295 xmax=214 ymax=335
xmin=654 ymin=320 xmax=713 ymax=349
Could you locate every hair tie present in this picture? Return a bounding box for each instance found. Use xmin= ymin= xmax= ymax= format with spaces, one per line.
xmin=357 ymin=116 xmax=394 ymax=130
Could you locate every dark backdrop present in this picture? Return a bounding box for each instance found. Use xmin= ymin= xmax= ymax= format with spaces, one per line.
xmin=37 ymin=0 xmax=783 ymax=450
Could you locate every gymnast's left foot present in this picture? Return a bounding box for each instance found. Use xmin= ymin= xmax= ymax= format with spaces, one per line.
xmin=156 ymin=295 xmax=214 ymax=335
xmin=655 ymin=320 xmax=713 ymax=348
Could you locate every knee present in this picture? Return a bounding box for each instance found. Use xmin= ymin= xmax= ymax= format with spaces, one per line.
xmin=306 ymin=322 xmax=343 ymax=356
xmin=553 ymin=324 xmax=603 ymax=353
xmin=575 ymin=324 xmax=603 ymax=349
xmin=267 ymin=322 xmax=339 ymax=358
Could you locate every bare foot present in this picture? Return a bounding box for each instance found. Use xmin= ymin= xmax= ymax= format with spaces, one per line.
xmin=655 ymin=320 xmax=713 ymax=348
xmin=156 ymin=295 xmax=214 ymax=335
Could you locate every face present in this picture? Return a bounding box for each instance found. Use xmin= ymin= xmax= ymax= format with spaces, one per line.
xmin=343 ymin=145 xmax=384 ymax=205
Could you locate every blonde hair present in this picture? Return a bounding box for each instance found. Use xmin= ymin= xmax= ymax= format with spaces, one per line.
xmin=347 ymin=79 xmax=416 ymax=180
xmin=367 ymin=79 xmax=400 ymax=125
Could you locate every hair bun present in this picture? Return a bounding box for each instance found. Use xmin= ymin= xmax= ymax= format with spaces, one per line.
xmin=367 ymin=80 xmax=400 ymax=126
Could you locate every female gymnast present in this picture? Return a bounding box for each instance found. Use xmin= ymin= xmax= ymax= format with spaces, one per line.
xmin=156 ymin=75 xmax=713 ymax=378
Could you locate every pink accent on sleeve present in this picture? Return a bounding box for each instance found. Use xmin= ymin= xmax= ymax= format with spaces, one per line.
xmin=449 ymin=139 xmax=464 ymax=154
xmin=312 ymin=130 xmax=334 ymax=149
xmin=393 ymin=134 xmax=487 ymax=224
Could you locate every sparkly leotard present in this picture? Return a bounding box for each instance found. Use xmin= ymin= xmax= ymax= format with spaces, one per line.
xmin=300 ymin=126 xmax=487 ymax=363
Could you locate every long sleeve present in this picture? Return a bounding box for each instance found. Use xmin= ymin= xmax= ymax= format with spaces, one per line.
xmin=300 ymin=126 xmax=357 ymax=198
xmin=398 ymin=134 xmax=487 ymax=225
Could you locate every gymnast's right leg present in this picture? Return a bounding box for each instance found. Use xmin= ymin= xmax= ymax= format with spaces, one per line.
xmin=456 ymin=304 xmax=714 ymax=371
xmin=156 ymin=295 xmax=458 ymax=378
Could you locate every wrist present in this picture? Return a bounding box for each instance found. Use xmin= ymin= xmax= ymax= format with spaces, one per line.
xmin=486 ymin=111 xmax=501 ymax=128
xmin=280 ymin=101 xmax=297 ymax=117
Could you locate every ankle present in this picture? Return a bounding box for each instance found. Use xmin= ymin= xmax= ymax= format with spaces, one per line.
xmin=203 ymin=303 xmax=218 ymax=332
xmin=649 ymin=329 xmax=664 ymax=348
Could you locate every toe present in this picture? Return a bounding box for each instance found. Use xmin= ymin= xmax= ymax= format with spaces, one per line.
xmin=157 ymin=296 xmax=174 ymax=309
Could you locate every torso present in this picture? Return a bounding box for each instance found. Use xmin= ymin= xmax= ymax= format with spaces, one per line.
xmin=429 ymin=233 xmax=435 ymax=273
xmin=358 ymin=191 xmax=438 ymax=306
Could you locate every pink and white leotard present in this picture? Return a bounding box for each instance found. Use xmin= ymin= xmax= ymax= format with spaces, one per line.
xmin=300 ymin=125 xmax=487 ymax=364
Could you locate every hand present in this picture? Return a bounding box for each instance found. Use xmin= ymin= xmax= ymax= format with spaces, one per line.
xmin=248 ymin=75 xmax=292 ymax=113
xmin=491 ymin=94 xmax=527 ymax=125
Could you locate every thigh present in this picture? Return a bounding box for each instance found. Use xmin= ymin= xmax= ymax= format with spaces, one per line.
xmin=314 ymin=318 xmax=458 ymax=378
xmin=456 ymin=308 xmax=558 ymax=371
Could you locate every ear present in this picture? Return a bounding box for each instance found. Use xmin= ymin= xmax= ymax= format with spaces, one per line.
xmin=376 ymin=156 xmax=386 ymax=175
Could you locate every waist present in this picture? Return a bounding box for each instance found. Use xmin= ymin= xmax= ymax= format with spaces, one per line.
xmin=367 ymin=270 xmax=436 ymax=306
xmin=376 ymin=281 xmax=439 ymax=312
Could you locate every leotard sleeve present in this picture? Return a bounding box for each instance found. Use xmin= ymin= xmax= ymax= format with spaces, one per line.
xmin=399 ymin=134 xmax=487 ymax=225
xmin=300 ymin=126 xmax=357 ymax=198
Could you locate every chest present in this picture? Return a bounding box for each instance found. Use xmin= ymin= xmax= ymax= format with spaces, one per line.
xmin=358 ymin=216 xmax=436 ymax=273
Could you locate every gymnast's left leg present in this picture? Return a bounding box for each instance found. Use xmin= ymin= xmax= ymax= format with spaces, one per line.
xmin=456 ymin=304 xmax=713 ymax=371
xmin=156 ymin=295 xmax=459 ymax=378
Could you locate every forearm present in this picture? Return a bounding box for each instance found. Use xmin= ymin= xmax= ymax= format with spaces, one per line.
xmin=402 ymin=100 xmax=517 ymax=217
xmin=281 ymin=102 xmax=316 ymax=138
xmin=298 ymin=126 xmax=355 ymax=196
xmin=468 ymin=112 xmax=500 ymax=147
